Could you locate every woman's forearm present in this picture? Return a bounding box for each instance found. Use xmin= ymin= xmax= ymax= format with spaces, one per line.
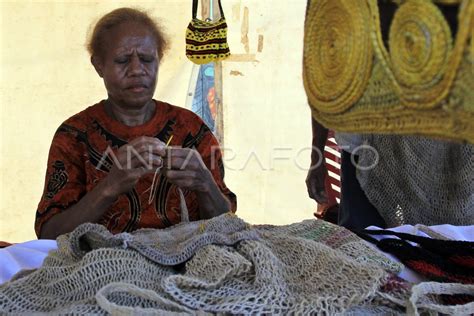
xmin=39 ymin=180 xmax=118 ymax=239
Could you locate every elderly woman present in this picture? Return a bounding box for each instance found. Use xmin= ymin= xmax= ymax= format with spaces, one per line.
xmin=36 ymin=8 xmax=236 ymax=239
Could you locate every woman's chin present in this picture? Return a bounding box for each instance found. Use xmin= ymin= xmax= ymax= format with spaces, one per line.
xmin=120 ymin=96 xmax=154 ymax=109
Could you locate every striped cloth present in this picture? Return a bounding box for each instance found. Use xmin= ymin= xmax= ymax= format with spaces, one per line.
xmin=324 ymin=132 xmax=341 ymax=205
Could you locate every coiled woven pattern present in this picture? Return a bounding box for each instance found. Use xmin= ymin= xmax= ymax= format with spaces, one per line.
xmin=303 ymin=0 xmax=373 ymax=114
xmin=389 ymin=0 xmax=452 ymax=108
xmin=304 ymin=0 xmax=474 ymax=143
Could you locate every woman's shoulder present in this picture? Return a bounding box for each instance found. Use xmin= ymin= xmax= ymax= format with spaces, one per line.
xmin=156 ymin=101 xmax=215 ymax=146
xmin=157 ymin=101 xmax=202 ymax=118
xmin=156 ymin=100 xmax=206 ymax=127
xmin=54 ymin=101 xmax=104 ymax=137
xmin=59 ymin=102 xmax=104 ymax=130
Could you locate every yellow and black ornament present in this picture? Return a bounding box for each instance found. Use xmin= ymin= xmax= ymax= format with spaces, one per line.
xmin=186 ymin=0 xmax=231 ymax=65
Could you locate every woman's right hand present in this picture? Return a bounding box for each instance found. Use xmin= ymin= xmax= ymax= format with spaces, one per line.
xmin=39 ymin=136 xmax=166 ymax=239
xmin=102 ymin=136 xmax=166 ymax=198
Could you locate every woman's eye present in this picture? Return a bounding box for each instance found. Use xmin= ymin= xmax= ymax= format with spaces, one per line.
xmin=141 ymin=56 xmax=155 ymax=63
xmin=115 ymin=58 xmax=128 ymax=64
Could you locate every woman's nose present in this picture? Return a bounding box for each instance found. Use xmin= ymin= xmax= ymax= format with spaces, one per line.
xmin=128 ymin=55 xmax=144 ymax=76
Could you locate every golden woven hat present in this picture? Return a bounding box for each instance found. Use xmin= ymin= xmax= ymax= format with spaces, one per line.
xmin=303 ymin=0 xmax=474 ymax=143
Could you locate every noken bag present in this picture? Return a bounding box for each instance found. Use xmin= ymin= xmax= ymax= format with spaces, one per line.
xmin=185 ymin=0 xmax=230 ymax=64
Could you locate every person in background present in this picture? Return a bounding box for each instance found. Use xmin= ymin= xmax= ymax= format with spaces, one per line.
xmin=306 ymin=0 xmax=473 ymax=229
xmin=306 ymin=118 xmax=386 ymax=230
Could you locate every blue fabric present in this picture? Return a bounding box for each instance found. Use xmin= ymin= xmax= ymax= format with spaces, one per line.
xmin=191 ymin=63 xmax=216 ymax=132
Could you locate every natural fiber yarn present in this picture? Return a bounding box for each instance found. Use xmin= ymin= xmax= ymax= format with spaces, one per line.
xmin=303 ymin=0 xmax=474 ymax=143
xmin=0 ymin=214 xmax=409 ymax=315
xmin=356 ymin=134 xmax=474 ymax=227
xmin=389 ymin=0 xmax=453 ymax=107
xmin=407 ymin=282 xmax=474 ymax=316
xmin=2 ymin=214 xmax=472 ymax=314
xmin=303 ymin=0 xmax=373 ymax=114
xmin=256 ymin=219 xmax=403 ymax=273
xmin=185 ymin=0 xmax=230 ymax=66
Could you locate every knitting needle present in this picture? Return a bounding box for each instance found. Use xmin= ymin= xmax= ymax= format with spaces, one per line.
xmin=165 ymin=135 xmax=174 ymax=147
xmin=148 ymin=135 xmax=173 ymax=204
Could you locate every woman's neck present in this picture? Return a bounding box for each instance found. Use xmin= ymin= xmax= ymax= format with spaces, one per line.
xmin=105 ymin=99 xmax=156 ymax=127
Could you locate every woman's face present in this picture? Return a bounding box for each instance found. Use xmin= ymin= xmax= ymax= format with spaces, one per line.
xmin=94 ymin=21 xmax=159 ymax=109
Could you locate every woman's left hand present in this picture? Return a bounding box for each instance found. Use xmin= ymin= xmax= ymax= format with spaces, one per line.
xmin=163 ymin=147 xmax=215 ymax=193
xmin=163 ymin=147 xmax=231 ymax=218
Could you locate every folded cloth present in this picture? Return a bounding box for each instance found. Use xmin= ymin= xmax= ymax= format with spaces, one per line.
xmin=363 ymin=224 xmax=474 ymax=283
xmin=0 ymin=239 xmax=57 ymax=284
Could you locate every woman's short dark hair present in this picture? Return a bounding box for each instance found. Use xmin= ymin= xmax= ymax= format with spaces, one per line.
xmin=87 ymin=7 xmax=168 ymax=61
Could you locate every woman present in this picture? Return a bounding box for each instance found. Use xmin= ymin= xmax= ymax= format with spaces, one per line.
xmin=36 ymin=8 xmax=236 ymax=239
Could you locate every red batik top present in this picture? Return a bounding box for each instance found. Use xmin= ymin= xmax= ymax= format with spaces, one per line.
xmin=35 ymin=100 xmax=236 ymax=237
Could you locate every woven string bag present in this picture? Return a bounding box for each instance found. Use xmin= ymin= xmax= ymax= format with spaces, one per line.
xmin=303 ymin=0 xmax=474 ymax=143
xmin=356 ymin=134 xmax=474 ymax=226
xmin=2 ymin=215 xmax=474 ymax=314
xmin=185 ymin=0 xmax=230 ymax=65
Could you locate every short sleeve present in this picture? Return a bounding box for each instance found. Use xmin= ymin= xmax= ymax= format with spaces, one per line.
xmin=35 ymin=124 xmax=87 ymax=237
xmin=195 ymin=125 xmax=237 ymax=213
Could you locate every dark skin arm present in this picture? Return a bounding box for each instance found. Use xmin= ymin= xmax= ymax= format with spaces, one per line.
xmin=163 ymin=147 xmax=231 ymax=219
xmin=40 ymin=139 xmax=230 ymax=239
xmin=39 ymin=137 xmax=165 ymax=239
xmin=305 ymin=116 xmax=329 ymax=204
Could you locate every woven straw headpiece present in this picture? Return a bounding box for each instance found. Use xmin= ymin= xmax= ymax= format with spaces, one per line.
xmin=303 ymin=0 xmax=474 ymax=143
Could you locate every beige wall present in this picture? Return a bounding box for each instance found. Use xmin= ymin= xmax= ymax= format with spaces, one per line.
xmin=0 ymin=0 xmax=315 ymax=242
xmin=222 ymin=0 xmax=315 ymax=224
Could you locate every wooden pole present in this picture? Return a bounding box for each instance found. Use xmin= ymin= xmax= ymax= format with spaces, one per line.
xmin=198 ymin=0 xmax=224 ymax=145
xmin=212 ymin=0 xmax=225 ymax=146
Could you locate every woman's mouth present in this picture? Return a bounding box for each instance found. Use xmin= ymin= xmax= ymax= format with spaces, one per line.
xmin=127 ymin=85 xmax=147 ymax=93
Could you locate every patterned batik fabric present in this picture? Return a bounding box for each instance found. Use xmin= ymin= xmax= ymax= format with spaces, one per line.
xmin=35 ymin=100 xmax=236 ymax=236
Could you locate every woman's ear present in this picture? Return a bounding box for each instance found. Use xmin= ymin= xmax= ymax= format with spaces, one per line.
xmin=91 ymin=56 xmax=104 ymax=78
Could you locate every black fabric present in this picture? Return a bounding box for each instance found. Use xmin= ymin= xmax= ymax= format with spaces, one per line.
xmin=338 ymin=151 xmax=387 ymax=230
xmin=357 ymin=229 xmax=474 ymax=284
xmin=378 ymin=0 xmax=459 ymax=48
xmin=379 ymin=0 xmax=398 ymax=46
xmin=192 ymin=0 xmax=197 ymax=19
xmin=192 ymin=0 xmax=225 ymax=19
xmin=362 ymin=229 xmax=474 ymax=260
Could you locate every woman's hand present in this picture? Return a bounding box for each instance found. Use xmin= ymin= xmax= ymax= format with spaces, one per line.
xmin=39 ymin=136 xmax=166 ymax=239
xmin=163 ymin=147 xmax=231 ymax=218
xmin=103 ymin=136 xmax=166 ymax=198
xmin=163 ymin=148 xmax=214 ymax=192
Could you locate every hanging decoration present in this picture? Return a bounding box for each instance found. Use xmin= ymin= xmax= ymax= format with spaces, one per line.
xmin=185 ymin=0 xmax=231 ymax=65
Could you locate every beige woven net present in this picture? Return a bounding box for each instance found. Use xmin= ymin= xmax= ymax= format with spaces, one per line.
xmin=0 ymin=214 xmax=402 ymax=314
xmin=1 ymin=214 xmax=472 ymax=314
xmin=356 ymin=134 xmax=474 ymax=227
